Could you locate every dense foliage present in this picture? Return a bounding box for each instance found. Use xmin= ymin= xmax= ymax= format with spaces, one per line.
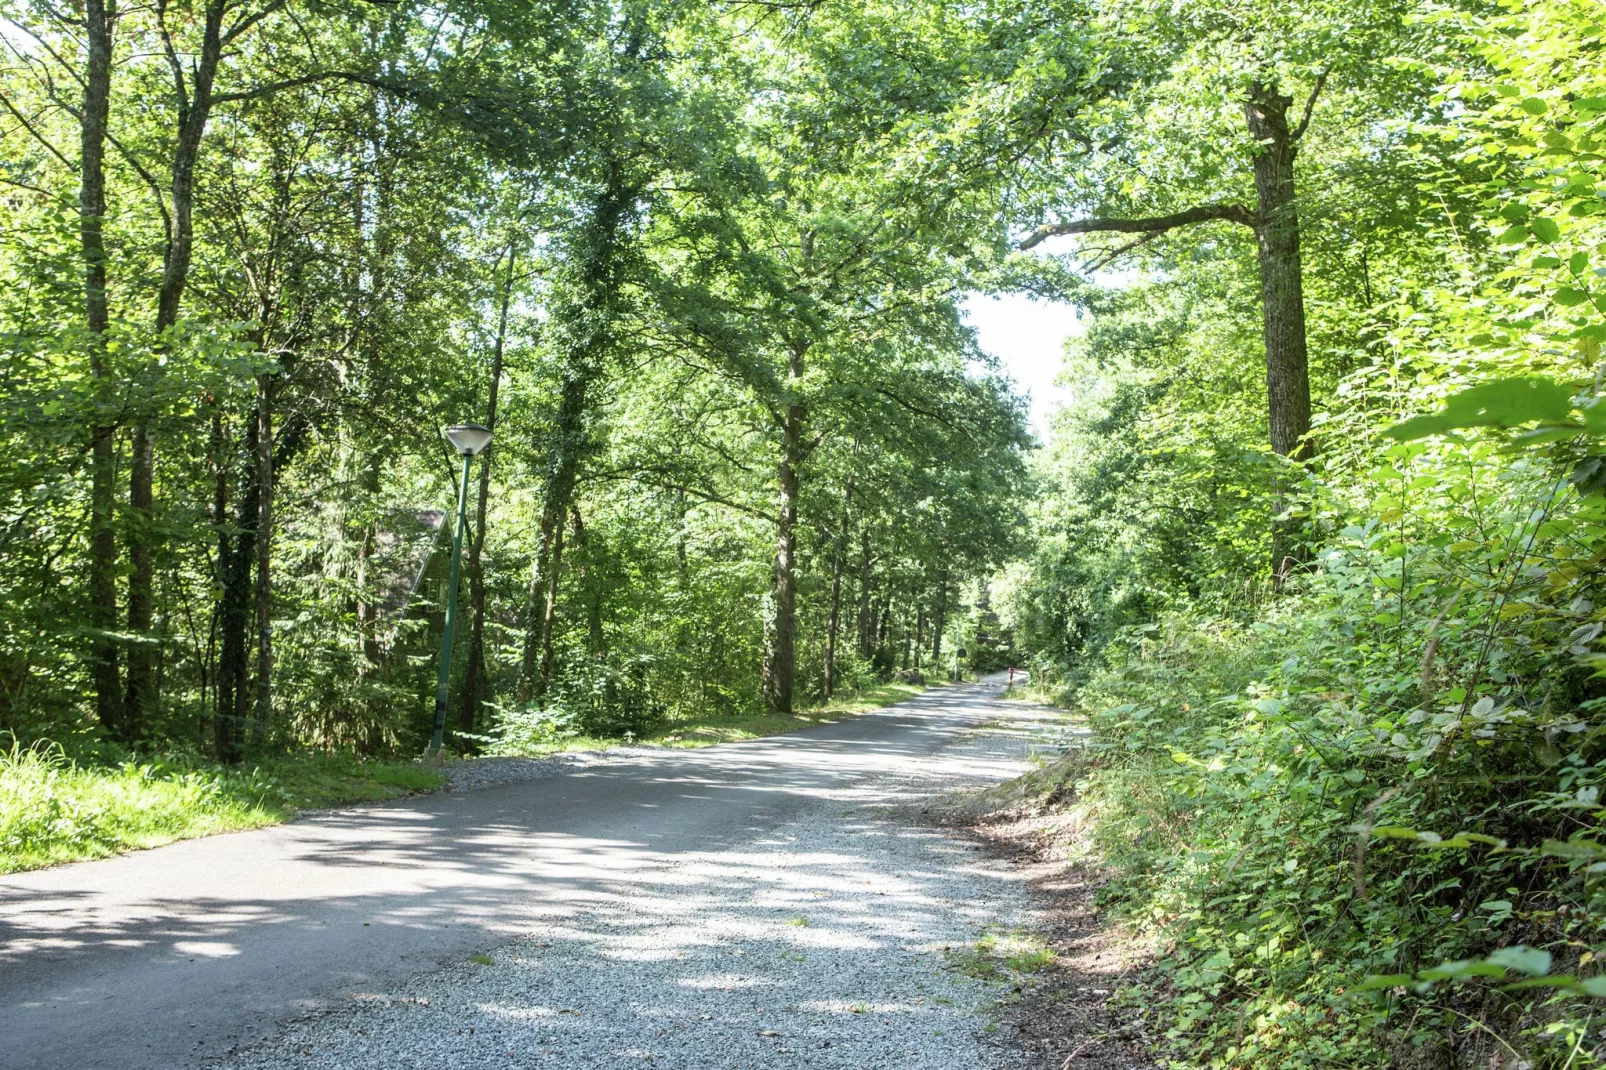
xmin=1000 ymin=0 xmax=1606 ymax=1064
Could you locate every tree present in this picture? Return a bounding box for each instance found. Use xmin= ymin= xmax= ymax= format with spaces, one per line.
xmin=1012 ymin=1 xmax=1411 ymax=500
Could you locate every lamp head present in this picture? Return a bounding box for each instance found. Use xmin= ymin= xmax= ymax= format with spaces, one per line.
xmin=444 ymin=423 xmax=493 ymax=457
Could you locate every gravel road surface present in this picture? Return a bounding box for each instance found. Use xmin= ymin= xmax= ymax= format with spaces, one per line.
xmin=1 ymin=677 xmax=1067 ymax=1070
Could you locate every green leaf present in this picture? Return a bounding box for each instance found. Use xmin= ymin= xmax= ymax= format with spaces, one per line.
xmin=1521 ymin=97 xmax=1550 ymax=116
xmin=1556 ymin=287 xmax=1591 ymax=307
xmin=1500 ymin=974 xmax=1577 ymax=991
xmin=1353 ymin=973 xmax=1413 ymax=991
xmin=1487 ymin=946 xmax=1551 ymax=976
xmin=1542 ymin=838 xmax=1606 ymax=859
xmin=1384 ymin=378 xmax=1574 ymax=440
xmin=1420 ymin=959 xmax=1507 ymax=981
xmin=1530 ymin=217 xmax=1562 ymax=243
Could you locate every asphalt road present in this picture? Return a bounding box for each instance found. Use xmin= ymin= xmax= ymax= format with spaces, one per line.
xmin=0 ymin=677 xmax=1033 ymax=1070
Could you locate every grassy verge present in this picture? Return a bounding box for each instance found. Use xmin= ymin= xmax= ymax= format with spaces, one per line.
xmin=0 ymin=742 xmax=442 ymax=874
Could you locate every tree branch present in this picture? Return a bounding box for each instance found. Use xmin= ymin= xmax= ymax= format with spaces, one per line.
xmin=210 ymin=70 xmax=398 ymax=105
xmin=1292 ymin=69 xmax=1330 ymax=143
xmin=1018 ymin=202 xmax=1255 ymax=250
xmin=0 ymin=89 xmax=73 ymax=169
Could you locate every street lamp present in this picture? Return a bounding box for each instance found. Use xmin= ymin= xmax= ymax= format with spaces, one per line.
xmin=424 ymin=422 xmax=493 ymax=765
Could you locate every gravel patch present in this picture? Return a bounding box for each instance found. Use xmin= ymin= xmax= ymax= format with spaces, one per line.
xmin=441 ymin=756 xmax=585 ymax=793
xmin=216 ymin=687 xmax=1053 ymax=1070
xmin=441 ymin=746 xmax=728 ymax=793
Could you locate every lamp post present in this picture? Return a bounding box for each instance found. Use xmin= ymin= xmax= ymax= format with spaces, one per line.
xmin=424 ymin=422 xmax=493 ymax=766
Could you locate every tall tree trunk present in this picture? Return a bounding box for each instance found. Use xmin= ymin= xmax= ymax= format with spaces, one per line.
xmin=854 ymin=530 xmax=873 ymax=658
xmin=822 ymin=476 xmax=852 ymax=701
xmin=1245 ymin=81 xmax=1315 ymax=577
xmin=354 ymin=454 xmax=383 ymax=665
xmin=209 ymin=413 xmax=226 ymax=754
xmin=80 ymin=0 xmax=123 ymax=738
xmin=571 ymin=506 xmax=605 ymax=657
xmin=517 ymin=375 xmax=586 ymax=704
xmin=761 ymin=362 xmax=804 ymax=715
xmin=126 ymin=0 xmax=229 ymax=730
xmin=225 ymin=416 xmax=260 ymax=762
xmin=932 ymin=568 xmax=948 ymax=666
xmin=535 ymin=520 xmax=566 ymax=689
xmin=516 ymin=168 xmax=634 ymax=703
xmin=460 ymin=241 xmax=516 ymax=733
xmin=251 ymin=372 xmax=273 ymax=744
xmin=1244 ymin=82 xmax=1313 ymax=463
xmin=875 ymin=587 xmax=893 ymax=658
xmin=914 ymin=606 xmax=925 ymax=669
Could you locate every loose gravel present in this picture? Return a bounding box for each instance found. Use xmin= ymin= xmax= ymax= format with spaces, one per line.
xmin=441 ymin=756 xmax=583 ymax=793
xmin=441 ymin=747 xmax=681 ymax=793
xmin=218 ymin=695 xmax=1063 ymax=1070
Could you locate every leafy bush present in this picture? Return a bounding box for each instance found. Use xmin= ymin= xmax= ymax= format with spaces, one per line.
xmin=1059 ymin=447 xmax=1606 ymax=1066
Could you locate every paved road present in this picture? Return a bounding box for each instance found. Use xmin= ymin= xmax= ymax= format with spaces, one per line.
xmin=1 ymin=677 xmax=1048 ymax=1070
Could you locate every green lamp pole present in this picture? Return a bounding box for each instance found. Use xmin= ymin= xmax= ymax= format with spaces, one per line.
xmin=424 ymin=422 xmax=493 ymax=766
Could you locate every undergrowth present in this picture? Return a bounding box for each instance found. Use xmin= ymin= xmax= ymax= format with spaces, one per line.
xmin=1053 ymin=584 xmax=1606 ymax=1068
xmin=478 ymin=680 xmax=927 ymax=754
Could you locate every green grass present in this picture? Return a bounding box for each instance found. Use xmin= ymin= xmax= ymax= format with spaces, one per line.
xmin=0 ymin=741 xmax=442 ymax=874
xmin=943 ymin=928 xmax=1057 ymax=981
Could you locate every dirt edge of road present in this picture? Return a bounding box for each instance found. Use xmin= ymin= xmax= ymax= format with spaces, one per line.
xmin=925 ymin=773 xmax=1162 ymax=1069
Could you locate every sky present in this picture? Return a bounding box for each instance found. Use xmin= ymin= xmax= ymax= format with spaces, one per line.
xmin=959 ymin=292 xmax=1084 ymax=438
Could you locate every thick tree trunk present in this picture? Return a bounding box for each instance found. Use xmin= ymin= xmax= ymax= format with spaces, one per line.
xmin=80 ymin=0 xmax=123 ymax=739
xmin=822 ymin=477 xmax=851 ymax=701
xmin=460 ymin=242 xmax=515 ymax=732
xmin=761 ymin=382 xmax=804 ymax=715
xmin=1018 ymin=81 xmax=1321 ymax=582
xmin=1245 ymin=82 xmax=1315 ymax=578
xmin=932 ymin=568 xmax=947 ymax=666
xmin=1244 ymin=82 xmax=1313 ymax=463
xmin=126 ymin=0 xmax=228 ymax=731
